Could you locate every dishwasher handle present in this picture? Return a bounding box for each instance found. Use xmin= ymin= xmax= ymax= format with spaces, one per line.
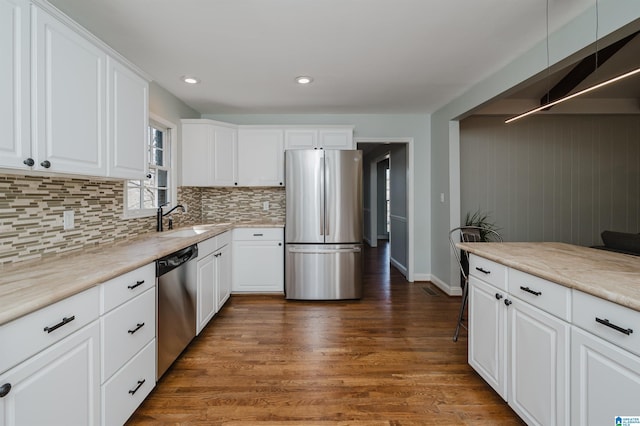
xmin=157 ymin=244 xmax=198 ymax=276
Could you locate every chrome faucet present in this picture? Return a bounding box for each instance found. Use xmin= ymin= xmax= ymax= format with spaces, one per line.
xmin=157 ymin=203 xmax=186 ymax=232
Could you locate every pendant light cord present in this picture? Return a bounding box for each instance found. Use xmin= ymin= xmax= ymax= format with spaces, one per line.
xmin=545 ymin=0 xmax=550 ymax=104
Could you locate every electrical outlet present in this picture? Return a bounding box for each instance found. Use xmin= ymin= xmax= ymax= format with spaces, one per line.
xmin=440 ymin=193 xmax=445 ymax=203
xmin=263 ymin=201 xmax=269 ymax=211
xmin=63 ymin=210 xmax=75 ymax=230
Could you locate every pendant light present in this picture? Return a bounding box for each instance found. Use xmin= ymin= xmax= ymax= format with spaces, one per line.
xmin=505 ymin=0 xmax=638 ymax=124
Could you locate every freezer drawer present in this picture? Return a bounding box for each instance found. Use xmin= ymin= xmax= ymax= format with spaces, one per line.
xmin=285 ymin=244 xmax=362 ymax=300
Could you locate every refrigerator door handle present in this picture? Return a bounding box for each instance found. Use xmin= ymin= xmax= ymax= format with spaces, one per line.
xmin=288 ymin=246 xmax=362 ymax=254
xmin=319 ymin=155 xmax=325 ymax=236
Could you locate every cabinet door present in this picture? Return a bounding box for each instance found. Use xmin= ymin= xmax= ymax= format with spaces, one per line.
xmin=284 ymin=129 xmax=317 ymax=150
xmin=571 ymin=326 xmax=640 ymax=426
xmin=33 ymin=6 xmax=107 ymax=176
xmin=468 ymin=276 xmax=507 ymax=399
xmin=196 ymin=253 xmax=216 ymax=335
xmin=232 ymin=240 xmax=284 ymax=292
xmin=0 ymin=0 xmax=31 ymax=170
xmin=107 ymin=58 xmax=148 ymax=179
xmin=319 ymin=129 xmax=353 ymax=149
xmin=182 ymin=123 xmax=212 ymax=186
xmin=216 ymin=244 xmax=231 ymax=308
xmin=508 ymin=298 xmax=570 ymax=426
xmin=237 ymin=128 xmax=284 ymax=186
xmin=212 ymin=125 xmax=238 ymax=186
xmin=0 ymin=321 xmax=100 ymax=426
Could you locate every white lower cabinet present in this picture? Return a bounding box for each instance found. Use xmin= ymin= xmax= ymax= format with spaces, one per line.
xmin=99 ymin=263 xmax=156 ymax=425
xmin=0 ymin=321 xmax=101 ymax=426
xmin=196 ymin=232 xmax=232 ymax=335
xmin=508 ymin=297 xmax=570 ymax=426
xmin=102 ymin=339 xmax=155 ymax=426
xmin=216 ymin=243 xmax=232 ymax=308
xmin=232 ymin=228 xmax=284 ymax=293
xmin=571 ymin=289 xmax=640 ymax=425
xmin=468 ymin=254 xmax=570 ymax=426
xmin=468 ymin=276 xmax=507 ymax=399
xmin=197 ymin=252 xmax=216 ymax=334
xmin=571 ymin=326 xmax=640 ymax=426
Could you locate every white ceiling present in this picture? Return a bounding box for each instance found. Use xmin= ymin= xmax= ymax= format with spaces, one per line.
xmin=48 ymin=0 xmax=594 ymax=115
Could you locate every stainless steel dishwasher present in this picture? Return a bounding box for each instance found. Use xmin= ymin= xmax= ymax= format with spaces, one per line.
xmin=156 ymin=244 xmax=198 ymax=379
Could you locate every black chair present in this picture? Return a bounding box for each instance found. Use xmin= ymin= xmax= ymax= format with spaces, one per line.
xmin=449 ymin=226 xmax=503 ymax=342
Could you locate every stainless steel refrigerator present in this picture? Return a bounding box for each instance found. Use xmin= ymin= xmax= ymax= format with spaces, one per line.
xmin=285 ymin=149 xmax=363 ymax=300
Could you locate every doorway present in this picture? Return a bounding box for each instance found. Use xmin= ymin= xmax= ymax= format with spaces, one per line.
xmin=357 ymin=140 xmax=412 ymax=280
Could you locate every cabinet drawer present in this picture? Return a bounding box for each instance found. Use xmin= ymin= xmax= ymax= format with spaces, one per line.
xmin=233 ymin=227 xmax=283 ymax=241
xmin=469 ymin=255 xmax=507 ymax=291
xmin=573 ymin=290 xmax=640 ymax=356
xmin=199 ymin=236 xmax=219 ymax=258
xmin=101 ymin=287 xmax=155 ymax=381
xmin=217 ymin=230 xmax=231 ymax=247
xmin=101 ymin=263 xmax=155 ymax=313
xmin=0 ymin=286 xmax=100 ymax=374
xmin=509 ymin=269 xmax=571 ymax=321
xmin=102 ymin=339 xmax=156 ymax=426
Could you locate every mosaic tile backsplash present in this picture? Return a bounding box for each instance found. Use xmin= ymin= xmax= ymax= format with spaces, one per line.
xmin=0 ymin=174 xmax=284 ymax=267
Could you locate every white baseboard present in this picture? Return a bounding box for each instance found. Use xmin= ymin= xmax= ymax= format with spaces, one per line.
xmin=429 ymin=274 xmax=462 ymax=296
xmin=412 ymin=273 xmax=431 ymax=281
xmin=390 ymin=256 xmax=408 ymax=278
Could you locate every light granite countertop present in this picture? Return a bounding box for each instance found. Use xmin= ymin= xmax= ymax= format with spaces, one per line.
xmin=0 ymin=221 xmax=284 ymax=326
xmin=457 ymin=242 xmax=640 ymax=312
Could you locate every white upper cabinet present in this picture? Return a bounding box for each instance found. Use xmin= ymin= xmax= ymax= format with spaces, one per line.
xmin=0 ymin=2 xmax=148 ymax=179
xmin=33 ymin=5 xmax=107 ymax=176
xmin=284 ymin=126 xmax=354 ymax=150
xmin=182 ymin=120 xmax=238 ymax=186
xmin=0 ymin=0 xmax=31 ymax=171
xmin=107 ymin=58 xmax=148 ymax=179
xmin=283 ymin=129 xmax=316 ymax=150
xmin=237 ymin=128 xmax=284 ymax=186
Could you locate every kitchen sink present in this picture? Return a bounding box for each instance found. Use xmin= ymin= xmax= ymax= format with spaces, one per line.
xmin=158 ymin=223 xmax=232 ymax=238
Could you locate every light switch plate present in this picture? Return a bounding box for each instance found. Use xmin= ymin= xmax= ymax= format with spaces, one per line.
xmin=63 ymin=210 xmax=75 ymax=230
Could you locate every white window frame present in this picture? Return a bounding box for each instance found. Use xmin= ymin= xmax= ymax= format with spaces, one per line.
xmin=123 ymin=113 xmax=178 ymax=219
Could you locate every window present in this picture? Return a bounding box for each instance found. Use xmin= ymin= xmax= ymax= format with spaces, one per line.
xmin=125 ymin=118 xmax=175 ymax=217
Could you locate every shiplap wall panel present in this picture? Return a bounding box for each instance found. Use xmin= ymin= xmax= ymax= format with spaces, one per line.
xmin=460 ymin=115 xmax=640 ymax=246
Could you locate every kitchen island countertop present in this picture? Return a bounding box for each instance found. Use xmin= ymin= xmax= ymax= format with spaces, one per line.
xmin=457 ymin=242 xmax=640 ymax=312
xmin=0 ymin=221 xmax=284 ymax=326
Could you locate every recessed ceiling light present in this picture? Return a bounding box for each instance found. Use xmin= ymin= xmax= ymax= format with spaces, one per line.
xmin=295 ymin=76 xmax=313 ymax=85
xmin=182 ymin=76 xmax=200 ymax=84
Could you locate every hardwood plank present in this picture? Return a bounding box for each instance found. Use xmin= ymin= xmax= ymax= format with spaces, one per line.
xmin=127 ymin=242 xmax=523 ymax=425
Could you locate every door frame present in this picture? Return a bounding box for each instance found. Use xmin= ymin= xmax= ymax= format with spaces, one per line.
xmin=355 ymin=137 xmax=414 ymax=282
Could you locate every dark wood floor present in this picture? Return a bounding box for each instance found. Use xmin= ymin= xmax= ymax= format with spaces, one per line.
xmin=127 ymin=241 xmax=523 ymax=425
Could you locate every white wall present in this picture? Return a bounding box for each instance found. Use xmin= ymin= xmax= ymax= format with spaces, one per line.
xmin=429 ymin=1 xmax=640 ymax=290
xmin=204 ymin=113 xmax=430 ymax=280
xmin=461 ymin=114 xmax=640 ymax=245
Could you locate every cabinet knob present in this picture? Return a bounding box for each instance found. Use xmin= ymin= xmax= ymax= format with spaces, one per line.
xmin=504 ymin=299 xmax=512 ymax=306
xmin=495 ymin=293 xmax=503 ymax=300
xmin=40 ymin=160 xmax=51 ymax=169
xmin=23 ymin=158 xmax=35 ymax=167
xmin=278 ymin=243 xmax=282 ymax=246
xmin=279 ymin=182 xmax=283 ymax=186
xmin=146 ymin=173 xmax=152 ymax=179
xmin=0 ymin=383 xmax=11 ymax=398
xmin=234 ymin=182 xmax=238 ymax=186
